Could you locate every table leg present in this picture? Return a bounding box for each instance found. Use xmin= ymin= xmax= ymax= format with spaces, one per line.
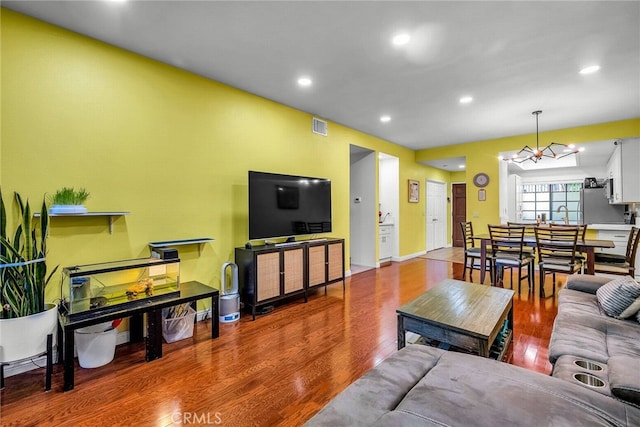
xmin=211 ymin=295 xmax=219 ymax=339
xmin=146 ymin=309 xmax=163 ymax=362
xmin=585 ymin=247 xmax=595 ymax=275
xmin=397 ymin=315 xmax=406 ymax=350
xmin=479 ymin=339 xmax=489 ymax=357
xmin=56 ymin=319 xmax=64 ymax=366
xmin=63 ymin=327 xmax=75 ymax=391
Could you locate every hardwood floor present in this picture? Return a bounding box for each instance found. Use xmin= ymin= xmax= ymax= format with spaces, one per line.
xmin=0 ymin=257 xmax=560 ymax=426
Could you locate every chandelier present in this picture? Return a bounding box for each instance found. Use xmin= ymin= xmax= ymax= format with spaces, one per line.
xmin=500 ymin=110 xmax=581 ymax=164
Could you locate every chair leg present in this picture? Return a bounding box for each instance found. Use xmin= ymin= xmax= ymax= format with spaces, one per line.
xmin=517 ymin=265 xmax=522 ymax=295
xmin=528 ymin=260 xmax=534 ymax=294
xmin=539 ymin=269 xmax=545 ymax=298
xmin=463 ymin=254 xmax=468 ymax=280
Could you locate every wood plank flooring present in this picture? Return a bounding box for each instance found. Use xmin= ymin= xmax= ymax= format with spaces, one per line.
xmin=0 ymin=257 xmax=560 ymax=426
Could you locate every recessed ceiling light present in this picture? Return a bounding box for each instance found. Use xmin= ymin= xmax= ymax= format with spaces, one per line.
xmin=380 ymin=115 xmax=391 ymax=123
xmin=297 ymin=77 xmax=312 ymax=87
xmin=392 ymin=33 xmax=411 ymax=46
xmin=579 ymin=65 xmax=600 ymax=75
xmin=459 ymin=96 xmax=473 ymax=104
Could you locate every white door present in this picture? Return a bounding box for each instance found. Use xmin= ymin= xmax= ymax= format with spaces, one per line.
xmin=426 ymin=180 xmax=447 ymax=251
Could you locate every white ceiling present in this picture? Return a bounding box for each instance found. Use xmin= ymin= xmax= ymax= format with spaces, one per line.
xmin=3 ymin=1 xmax=639 ymax=152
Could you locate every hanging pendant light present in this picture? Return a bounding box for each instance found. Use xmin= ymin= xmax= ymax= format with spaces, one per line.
xmin=501 ymin=110 xmax=581 ymax=164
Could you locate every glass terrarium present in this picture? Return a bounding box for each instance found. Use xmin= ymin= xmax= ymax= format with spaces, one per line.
xmin=61 ymin=257 xmax=180 ymax=318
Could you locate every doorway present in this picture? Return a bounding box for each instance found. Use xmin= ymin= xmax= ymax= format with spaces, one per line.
xmin=426 ymin=180 xmax=447 ymax=251
xmin=452 ymin=183 xmax=466 ymax=247
xmin=350 ymin=145 xmax=377 ymax=272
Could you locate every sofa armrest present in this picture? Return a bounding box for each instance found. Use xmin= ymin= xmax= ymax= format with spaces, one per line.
xmin=565 ymin=274 xmax=611 ymax=294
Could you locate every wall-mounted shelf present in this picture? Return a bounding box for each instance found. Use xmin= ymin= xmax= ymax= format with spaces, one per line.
xmin=34 ymin=211 xmax=129 ymax=234
xmin=149 ymin=238 xmax=215 ymax=256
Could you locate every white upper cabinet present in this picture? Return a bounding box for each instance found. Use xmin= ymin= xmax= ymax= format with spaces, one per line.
xmin=606 ymin=138 xmax=640 ymax=204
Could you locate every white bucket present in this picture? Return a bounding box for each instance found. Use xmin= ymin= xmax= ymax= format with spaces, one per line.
xmin=75 ymin=322 xmax=117 ymax=368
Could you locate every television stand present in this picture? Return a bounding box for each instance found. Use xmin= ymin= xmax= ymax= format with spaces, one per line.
xmin=235 ymin=238 xmax=345 ymax=319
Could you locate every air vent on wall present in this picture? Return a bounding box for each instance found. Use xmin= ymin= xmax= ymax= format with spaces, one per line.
xmin=312 ymin=117 xmax=328 ymax=136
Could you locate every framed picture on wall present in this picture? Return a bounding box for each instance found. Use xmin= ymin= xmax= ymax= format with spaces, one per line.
xmin=478 ymin=189 xmax=486 ymax=201
xmin=408 ymin=179 xmax=419 ymax=203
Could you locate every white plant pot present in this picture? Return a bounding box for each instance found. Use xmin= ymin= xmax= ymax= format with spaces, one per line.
xmin=0 ymin=303 xmax=58 ymax=363
xmin=50 ymin=205 xmax=87 ymax=214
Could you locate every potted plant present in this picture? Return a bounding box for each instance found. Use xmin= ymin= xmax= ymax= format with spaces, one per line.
xmin=0 ymin=187 xmax=59 ymax=365
xmin=49 ymin=187 xmax=90 ymax=214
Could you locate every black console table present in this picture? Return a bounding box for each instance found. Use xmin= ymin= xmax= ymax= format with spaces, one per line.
xmin=57 ymin=281 xmax=219 ymax=391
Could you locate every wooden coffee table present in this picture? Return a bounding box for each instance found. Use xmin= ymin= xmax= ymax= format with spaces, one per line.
xmin=397 ymin=279 xmax=514 ymax=359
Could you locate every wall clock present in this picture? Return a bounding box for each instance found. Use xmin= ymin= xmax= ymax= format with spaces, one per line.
xmin=473 ymin=173 xmax=490 ymax=188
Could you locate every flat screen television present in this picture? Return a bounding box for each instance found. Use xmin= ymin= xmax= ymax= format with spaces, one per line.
xmin=248 ymin=171 xmax=332 ymax=240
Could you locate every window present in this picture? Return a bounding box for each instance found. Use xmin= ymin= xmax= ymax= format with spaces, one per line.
xmin=520 ymin=182 xmax=582 ymax=223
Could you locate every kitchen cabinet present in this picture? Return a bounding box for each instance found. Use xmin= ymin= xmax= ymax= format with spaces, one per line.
xmin=606 ymin=138 xmax=640 ymax=204
xmin=379 ymin=224 xmax=394 ymax=261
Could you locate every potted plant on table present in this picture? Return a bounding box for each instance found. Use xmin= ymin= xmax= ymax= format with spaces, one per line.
xmin=49 ymin=187 xmax=90 ymax=214
xmin=0 ymin=187 xmax=59 ymax=368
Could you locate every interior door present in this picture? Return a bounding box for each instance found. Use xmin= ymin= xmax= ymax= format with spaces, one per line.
xmin=426 ymin=180 xmax=447 ymax=251
xmin=452 ymin=183 xmax=466 ymax=247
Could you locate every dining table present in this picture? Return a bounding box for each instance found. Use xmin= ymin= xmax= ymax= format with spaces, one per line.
xmin=474 ymin=233 xmax=615 ymax=289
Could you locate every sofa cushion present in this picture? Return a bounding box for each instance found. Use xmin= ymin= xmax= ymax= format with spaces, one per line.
xmin=608 ymin=355 xmax=640 ymax=405
xmin=596 ymin=276 xmax=640 ymax=318
xmin=606 ymin=320 xmax=640 ymax=358
xmin=549 ymin=310 xmax=609 ymax=363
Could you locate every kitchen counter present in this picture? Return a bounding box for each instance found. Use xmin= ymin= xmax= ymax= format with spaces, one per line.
xmin=587 ymin=223 xmax=635 ymax=231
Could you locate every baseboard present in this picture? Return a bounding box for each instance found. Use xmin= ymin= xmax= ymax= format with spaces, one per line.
xmin=3 ymin=308 xmax=211 ymax=379
xmin=393 ymin=250 xmax=426 ymax=262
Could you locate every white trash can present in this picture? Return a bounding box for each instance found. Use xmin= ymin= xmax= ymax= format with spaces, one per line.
xmin=75 ymin=322 xmax=117 ymax=368
xmin=162 ymin=306 xmax=196 ymax=343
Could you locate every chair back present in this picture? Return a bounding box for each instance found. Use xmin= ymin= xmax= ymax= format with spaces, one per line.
xmin=549 ymin=223 xmax=587 ymax=240
xmin=534 ymin=226 xmax=580 ymax=265
xmin=507 ymin=222 xmax=536 ymax=236
xmin=625 ymin=227 xmax=640 ymax=267
xmin=460 ymin=222 xmax=475 ymax=250
xmin=488 ymin=225 xmax=525 ymax=259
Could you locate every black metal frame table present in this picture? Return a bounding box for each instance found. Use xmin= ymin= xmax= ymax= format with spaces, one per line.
xmin=57 ymin=281 xmax=219 ymax=391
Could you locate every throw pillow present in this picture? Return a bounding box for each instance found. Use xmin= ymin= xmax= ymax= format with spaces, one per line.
xmin=595 ymin=276 xmax=640 ymax=318
xmin=618 ymin=296 xmax=640 ymax=319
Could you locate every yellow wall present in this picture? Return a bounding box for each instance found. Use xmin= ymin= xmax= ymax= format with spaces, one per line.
xmin=1 ymin=9 xmax=448 ymax=304
xmin=417 ymin=119 xmax=640 ymax=235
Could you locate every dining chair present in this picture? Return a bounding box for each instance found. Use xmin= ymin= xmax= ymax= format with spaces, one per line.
xmin=506 ymin=222 xmax=537 ymax=256
xmin=550 ymin=223 xmax=588 ymax=271
xmin=488 ymin=224 xmax=534 ymax=294
xmin=460 ymin=221 xmax=493 ymax=284
xmin=594 ymin=226 xmax=639 ymax=277
xmin=534 ymin=226 xmax=582 ymax=298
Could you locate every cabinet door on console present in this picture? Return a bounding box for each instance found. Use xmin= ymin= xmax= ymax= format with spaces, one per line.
xmin=327 ymin=242 xmax=344 ymax=282
xmin=283 ymin=248 xmax=304 ymax=294
xmin=256 ymin=252 xmax=280 ymax=302
xmin=308 ymin=245 xmax=326 ymax=288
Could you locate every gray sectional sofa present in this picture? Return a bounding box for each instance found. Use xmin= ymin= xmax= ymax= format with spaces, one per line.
xmin=548 ymin=274 xmax=640 ymax=407
xmin=306 ymin=345 xmax=640 ymax=426
xmin=307 ymin=274 xmax=640 ymax=426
